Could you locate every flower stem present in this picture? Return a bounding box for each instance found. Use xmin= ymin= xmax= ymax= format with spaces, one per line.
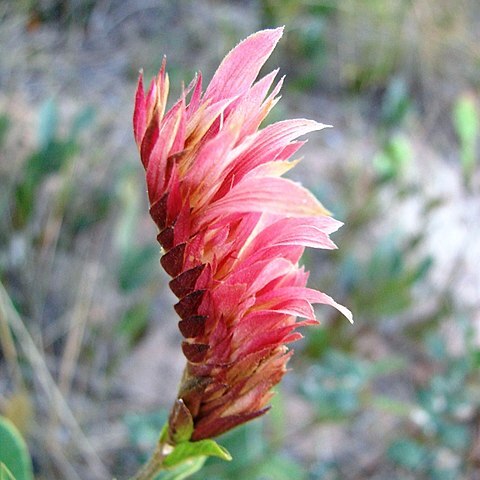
xmin=130 ymin=440 xmax=173 ymax=480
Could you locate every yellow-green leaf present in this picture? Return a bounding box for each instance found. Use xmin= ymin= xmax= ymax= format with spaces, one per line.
xmin=0 ymin=463 xmax=17 ymax=480
xmin=163 ymin=439 xmax=231 ymax=468
xmin=0 ymin=417 xmax=33 ymax=480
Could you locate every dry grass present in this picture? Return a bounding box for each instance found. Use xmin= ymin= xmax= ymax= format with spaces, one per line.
xmin=0 ymin=1 xmax=479 ymax=479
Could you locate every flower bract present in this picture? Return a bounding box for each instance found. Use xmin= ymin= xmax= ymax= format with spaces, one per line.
xmin=133 ymin=27 xmax=352 ymax=441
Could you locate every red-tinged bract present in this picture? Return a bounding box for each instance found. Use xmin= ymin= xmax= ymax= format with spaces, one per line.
xmin=133 ymin=27 xmax=352 ymax=442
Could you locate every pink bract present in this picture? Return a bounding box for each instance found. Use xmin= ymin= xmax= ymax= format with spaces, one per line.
xmin=133 ymin=27 xmax=352 ymax=441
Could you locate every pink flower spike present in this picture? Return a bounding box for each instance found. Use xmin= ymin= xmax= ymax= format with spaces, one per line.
xmin=133 ymin=27 xmax=352 ymax=444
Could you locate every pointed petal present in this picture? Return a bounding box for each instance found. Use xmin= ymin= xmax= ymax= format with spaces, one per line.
xmin=214 ymin=119 xmax=329 ymax=195
xmin=185 ymin=97 xmax=236 ymax=151
xmin=245 ymin=158 xmax=300 ymax=178
xmin=202 ymin=176 xmax=329 ymax=225
xmin=306 ymin=288 xmax=353 ymax=323
xmin=191 ymin=407 xmax=269 ymax=441
xmin=204 ymin=27 xmax=284 ymax=103
xmin=186 ymin=72 xmax=203 ymax=119
xmin=145 ymin=101 xmax=185 ymax=203
xmin=133 ymin=72 xmax=146 ymax=146
xmin=243 ymin=216 xmax=343 ymax=256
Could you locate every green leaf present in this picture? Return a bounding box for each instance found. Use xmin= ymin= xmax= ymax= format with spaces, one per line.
xmin=114 ymin=169 xmax=143 ymax=254
xmin=381 ymin=77 xmax=411 ymax=127
xmin=253 ymin=454 xmax=306 ymax=480
xmin=471 ymin=348 xmax=480 ymax=368
xmin=124 ymin=411 xmax=168 ymax=449
xmin=13 ymin=139 xmax=77 ymax=227
xmin=0 ymin=463 xmax=17 ymax=480
xmin=0 ymin=416 xmax=33 ymax=480
xmin=116 ymin=302 xmax=149 ymax=345
xmin=300 ymin=351 xmax=369 ymax=420
xmin=387 ymin=438 xmax=430 ymax=471
xmin=0 ymin=114 xmax=9 ymax=148
xmin=438 ymin=421 xmax=471 ymax=451
xmin=155 ymin=456 xmax=206 ymax=480
xmin=70 ymin=106 xmax=95 ymax=138
xmin=191 ymin=421 xmax=264 ymax=478
xmin=304 ymin=327 xmax=331 ymax=359
xmin=370 ymin=395 xmax=413 ymax=416
xmin=268 ymin=388 xmax=285 ymax=443
xmin=163 ymin=439 xmax=231 ymax=468
xmin=38 ymin=98 xmax=58 ymax=148
xmin=429 ymin=466 xmax=459 ymax=480
xmin=118 ymin=245 xmax=159 ymax=292
xmin=373 ymin=134 xmax=412 ymax=180
xmin=452 ymin=93 xmax=479 ymax=181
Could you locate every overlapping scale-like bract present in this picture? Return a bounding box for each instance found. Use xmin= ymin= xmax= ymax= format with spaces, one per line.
xmin=134 ymin=27 xmax=352 ymax=441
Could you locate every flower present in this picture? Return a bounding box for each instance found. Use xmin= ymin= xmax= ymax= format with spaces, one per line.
xmin=133 ymin=27 xmax=352 ymax=442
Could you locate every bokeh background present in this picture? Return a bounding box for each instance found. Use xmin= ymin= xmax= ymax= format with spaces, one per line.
xmin=1 ymin=1 xmax=479 ymax=479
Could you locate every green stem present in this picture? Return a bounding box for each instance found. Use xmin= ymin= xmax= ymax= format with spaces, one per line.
xmin=130 ymin=440 xmax=173 ymax=480
xmin=130 ymin=368 xmax=193 ymax=480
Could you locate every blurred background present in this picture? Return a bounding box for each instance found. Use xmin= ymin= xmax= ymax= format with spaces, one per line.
xmin=0 ymin=1 xmax=479 ymax=479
